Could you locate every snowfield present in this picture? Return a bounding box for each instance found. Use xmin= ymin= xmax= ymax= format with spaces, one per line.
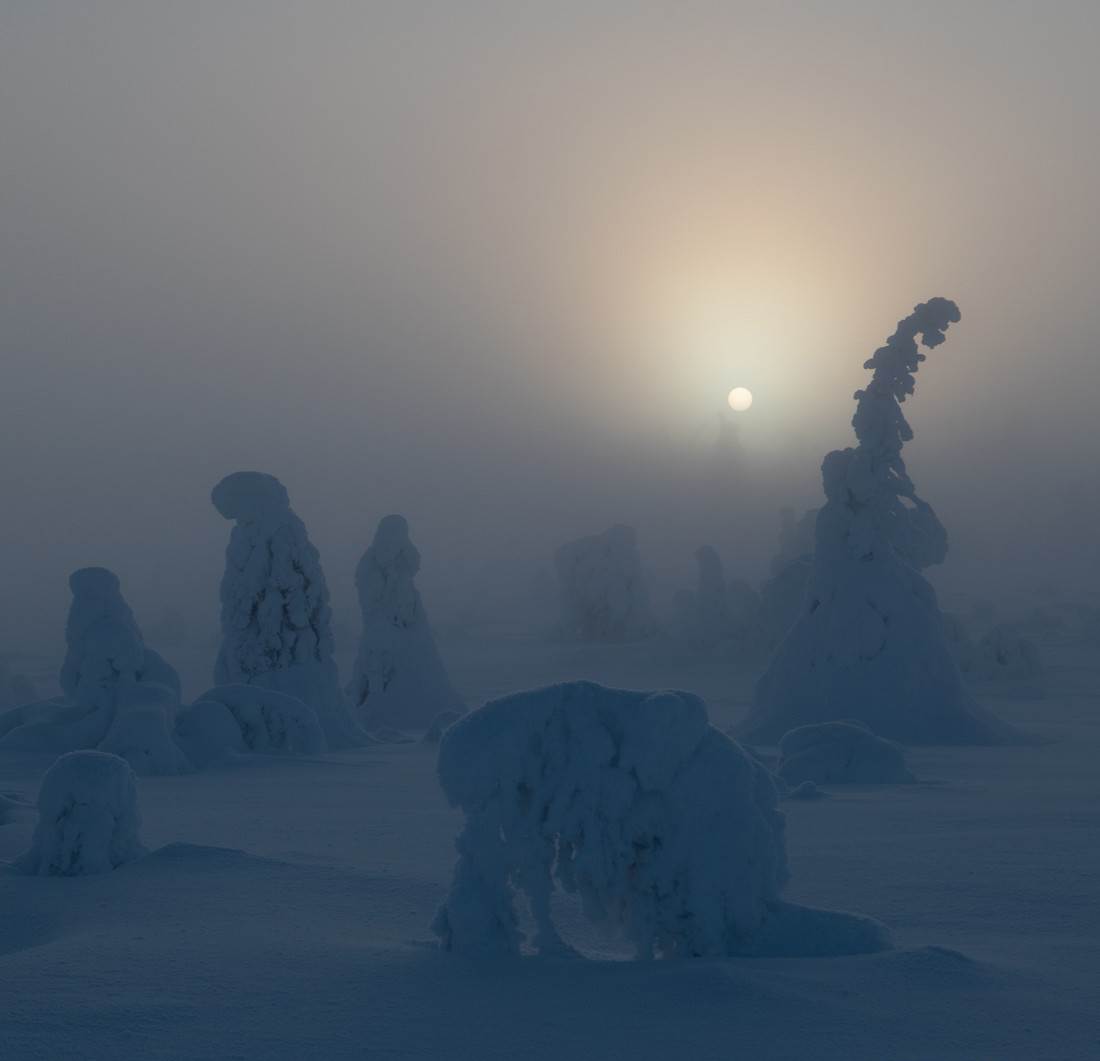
xmin=1 ymin=627 xmax=1098 ymax=1059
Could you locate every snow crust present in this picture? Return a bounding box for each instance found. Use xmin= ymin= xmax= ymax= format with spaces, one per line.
xmin=347 ymin=515 xmax=464 ymax=730
xmin=211 ymin=471 xmax=363 ymax=748
xmin=776 ymin=721 xmax=915 ymax=786
xmin=745 ymin=300 xmax=1020 ymax=745
xmin=433 ymin=681 xmax=889 ymax=959
xmin=554 ymin=525 xmax=655 ymax=642
xmin=16 ymin=750 xmax=146 ymax=876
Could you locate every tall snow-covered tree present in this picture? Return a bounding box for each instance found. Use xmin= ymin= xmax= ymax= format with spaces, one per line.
xmin=743 ymin=299 xmax=1019 ymax=744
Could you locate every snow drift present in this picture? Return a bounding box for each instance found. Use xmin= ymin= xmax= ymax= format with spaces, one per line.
xmin=554 ymin=525 xmax=656 ymax=642
xmin=776 ymin=721 xmax=915 ymax=786
xmin=347 ymin=514 xmax=465 ymax=730
xmin=432 ymin=681 xmax=891 ymax=959
xmin=16 ymin=750 xmax=147 ymax=876
xmin=743 ymin=300 xmax=1020 ymax=745
xmin=211 ymin=471 xmax=364 ymax=748
xmin=0 ymin=568 xmax=189 ymax=774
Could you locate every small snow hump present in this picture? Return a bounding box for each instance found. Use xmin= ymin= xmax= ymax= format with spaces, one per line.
xmin=16 ymin=750 xmax=147 ymax=876
xmin=211 ymin=471 xmax=290 ymax=521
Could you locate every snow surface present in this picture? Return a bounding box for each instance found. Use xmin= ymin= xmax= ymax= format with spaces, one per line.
xmin=212 ymin=471 xmax=366 ymax=748
xmin=0 ymin=625 xmax=1097 ymax=1058
xmin=776 ymin=721 xmax=916 ymax=786
xmin=348 ymin=514 xmax=465 ymax=730
xmin=14 ymin=750 xmax=146 ymax=876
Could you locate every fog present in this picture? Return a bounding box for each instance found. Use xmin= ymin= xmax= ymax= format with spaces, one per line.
xmin=2 ymin=2 xmax=1098 ymax=651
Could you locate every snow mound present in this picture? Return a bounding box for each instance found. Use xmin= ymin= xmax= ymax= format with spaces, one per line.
xmin=16 ymin=751 xmax=147 ymax=876
xmin=0 ymin=568 xmax=189 ymax=774
xmin=194 ymin=684 xmax=325 ymax=754
xmin=433 ymin=681 xmax=890 ymax=960
xmin=554 ymin=525 xmax=656 ymax=642
xmin=347 ymin=514 xmax=465 ymax=730
xmin=173 ymin=699 xmax=246 ymax=767
xmin=744 ymin=300 xmax=1022 ymax=746
xmin=777 ymin=721 xmax=916 ymax=786
xmin=212 ymin=471 xmax=363 ymax=748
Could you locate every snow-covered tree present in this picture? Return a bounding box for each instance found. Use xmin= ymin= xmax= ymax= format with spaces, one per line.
xmin=554 ymin=525 xmax=655 ymax=642
xmin=16 ymin=750 xmax=147 ymax=876
xmin=347 ymin=514 xmax=464 ymax=731
xmin=0 ymin=568 xmax=189 ymax=774
xmin=676 ymin=546 xmax=764 ymax=657
xmin=211 ymin=471 xmax=365 ymax=748
xmin=433 ymin=681 xmax=890 ymax=959
xmin=743 ymin=299 xmax=1019 ymax=745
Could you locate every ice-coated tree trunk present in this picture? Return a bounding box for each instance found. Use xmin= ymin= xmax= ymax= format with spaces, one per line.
xmin=742 ymin=299 xmax=1020 ymax=745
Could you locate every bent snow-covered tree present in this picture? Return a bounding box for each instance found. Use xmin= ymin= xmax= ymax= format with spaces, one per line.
xmin=433 ymin=681 xmax=890 ymax=959
xmin=0 ymin=567 xmax=189 ymax=774
xmin=742 ymin=299 xmax=1019 ymax=745
xmin=212 ymin=471 xmax=365 ymax=748
xmin=554 ymin=525 xmax=655 ymax=642
xmin=348 ymin=515 xmax=464 ymax=731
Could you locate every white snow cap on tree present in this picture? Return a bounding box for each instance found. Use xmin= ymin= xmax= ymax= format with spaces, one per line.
xmin=0 ymin=568 xmax=189 ymax=774
xmin=348 ymin=515 xmax=464 ymax=730
xmin=744 ymin=299 xmax=1020 ymax=745
xmin=433 ymin=681 xmax=890 ymax=959
xmin=211 ymin=471 xmax=364 ymax=748
xmin=554 ymin=525 xmax=655 ymax=642
xmin=16 ymin=750 xmax=147 ymax=876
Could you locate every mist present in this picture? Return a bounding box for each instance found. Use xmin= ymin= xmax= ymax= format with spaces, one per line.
xmin=2 ymin=1 xmax=1098 ymax=650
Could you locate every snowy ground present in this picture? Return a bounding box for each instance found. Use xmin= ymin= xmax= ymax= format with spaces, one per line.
xmin=2 ymin=630 xmax=1098 ymax=1059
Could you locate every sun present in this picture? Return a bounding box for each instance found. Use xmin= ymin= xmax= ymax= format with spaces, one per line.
xmin=727 ymin=386 xmax=753 ymax=412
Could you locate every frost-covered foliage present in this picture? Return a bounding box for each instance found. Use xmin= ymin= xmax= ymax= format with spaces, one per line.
xmin=348 ymin=515 xmax=464 ymax=730
xmin=745 ymin=300 xmax=1019 ymax=745
xmin=0 ymin=569 xmax=189 ymax=774
xmin=212 ymin=471 xmax=363 ymax=748
xmin=554 ymin=525 xmax=655 ymax=642
xmin=192 ymin=684 xmax=325 ymax=755
xmin=433 ymin=681 xmax=890 ymax=960
xmin=776 ymin=721 xmax=915 ymax=786
xmin=676 ymin=546 xmax=763 ymax=656
xmin=16 ymin=751 xmax=146 ymax=876
xmin=973 ymin=625 xmax=1046 ymax=688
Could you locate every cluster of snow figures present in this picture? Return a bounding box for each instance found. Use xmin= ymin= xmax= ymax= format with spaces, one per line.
xmin=16 ymin=751 xmax=146 ymax=876
xmin=744 ymin=299 xmax=1021 ymax=746
xmin=675 ymin=545 xmax=765 ymax=657
xmin=0 ymin=568 xmax=190 ymax=775
xmin=554 ymin=525 xmax=656 ymax=642
xmin=432 ymin=681 xmax=891 ymax=959
xmin=212 ymin=472 xmax=367 ymax=749
xmin=347 ymin=514 xmax=465 ymax=730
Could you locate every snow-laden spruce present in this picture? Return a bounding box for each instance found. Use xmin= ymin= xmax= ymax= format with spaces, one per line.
xmin=776 ymin=721 xmax=915 ymax=786
xmin=676 ymin=546 xmax=763 ymax=657
xmin=743 ymin=299 xmax=1019 ymax=745
xmin=211 ymin=471 xmax=365 ymax=748
xmin=433 ymin=681 xmax=891 ymax=959
xmin=554 ymin=525 xmax=655 ymax=642
xmin=16 ymin=751 xmax=147 ymax=876
xmin=0 ymin=568 xmax=190 ymax=774
xmin=347 ymin=515 xmax=464 ymax=731
xmin=759 ymin=507 xmax=816 ymax=647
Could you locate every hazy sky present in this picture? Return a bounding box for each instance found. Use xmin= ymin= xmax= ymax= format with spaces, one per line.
xmin=2 ymin=2 xmax=1098 ymax=648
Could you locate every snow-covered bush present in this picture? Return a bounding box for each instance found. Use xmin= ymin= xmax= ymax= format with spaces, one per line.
xmin=433 ymin=681 xmax=890 ymax=959
xmin=744 ymin=299 xmax=1019 ymax=745
xmin=16 ymin=751 xmax=147 ymax=876
xmin=0 ymin=569 xmax=190 ymax=774
xmin=0 ymin=661 xmax=36 ymax=710
xmin=776 ymin=721 xmax=915 ymax=786
xmin=192 ymin=684 xmax=325 ymax=755
xmin=173 ymin=698 xmax=245 ymax=767
xmin=554 ymin=525 xmax=655 ymax=642
xmin=347 ymin=515 xmax=464 ymax=731
xmin=211 ymin=471 xmax=364 ymax=748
